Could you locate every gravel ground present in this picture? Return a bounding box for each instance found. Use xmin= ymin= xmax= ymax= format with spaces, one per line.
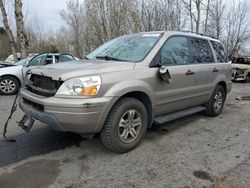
xmin=0 ymin=82 xmax=250 ymax=188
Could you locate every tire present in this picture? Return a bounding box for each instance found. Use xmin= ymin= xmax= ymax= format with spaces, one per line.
xmin=101 ymin=97 xmax=148 ymax=153
xmin=0 ymin=76 xmax=20 ymax=95
xmin=205 ymin=85 xmax=226 ymax=117
xmin=245 ymin=75 xmax=250 ymax=82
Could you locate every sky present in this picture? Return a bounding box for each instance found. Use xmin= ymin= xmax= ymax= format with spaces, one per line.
xmin=22 ymin=0 xmax=68 ymax=33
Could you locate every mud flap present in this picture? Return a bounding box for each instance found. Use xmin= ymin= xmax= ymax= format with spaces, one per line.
xmin=18 ymin=115 xmax=35 ymax=132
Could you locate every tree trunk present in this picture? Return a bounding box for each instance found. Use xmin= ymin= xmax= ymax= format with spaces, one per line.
xmin=0 ymin=0 xmax=18 ymax=61
xmin=15 ymin=0 xmax=29 ymax=58
xmin=204 ymin=0 xmax=210 ymax=34
xmin=195 ymin=0 xmax=201 ymax=33
xmin=189 ymin=0 xmax=193 ymax=32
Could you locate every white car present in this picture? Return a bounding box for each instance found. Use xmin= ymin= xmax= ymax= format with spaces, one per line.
xmin=0 ymin=53 xmax=77 ymax=95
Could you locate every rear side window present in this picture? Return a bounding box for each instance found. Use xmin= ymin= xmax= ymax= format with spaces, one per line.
xmin=211 ymin=41 xmax=228 ymax=63
xmin=160 ymin=36 xmax=190 ymax=65
xmin=189 ymin=37 xmax=214 ymax=63
xmin=58 ymin=55 xmax=75 ymax=62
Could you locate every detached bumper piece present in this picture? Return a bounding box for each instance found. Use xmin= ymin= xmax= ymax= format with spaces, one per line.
xmin=18 ymin=115 xmax=35 ymax=132
xmin=19 ymin=101 xmax=65 ymax=132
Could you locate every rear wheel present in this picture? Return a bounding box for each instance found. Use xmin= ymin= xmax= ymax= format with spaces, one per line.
xmin=101 ymin=97 xmax=148 ymax=153
xmin=0 ymin=76 xmax=20 ymax=95
xmin=205 ymin=85 xmax=226 ymax=116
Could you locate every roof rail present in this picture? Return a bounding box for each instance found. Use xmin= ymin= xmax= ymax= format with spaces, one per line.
xmin=180 ymin=30 xmax=218 ymax=39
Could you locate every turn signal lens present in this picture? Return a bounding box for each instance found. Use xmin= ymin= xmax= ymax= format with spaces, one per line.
xmin=79 ymin=86 xmax=98 ymax=96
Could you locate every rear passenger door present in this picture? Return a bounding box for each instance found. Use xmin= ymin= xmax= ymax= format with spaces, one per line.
xmin=210 ymin=41 xmax=231 ymax=83
xmin=187 ymin=37 xmax=215 ymax=104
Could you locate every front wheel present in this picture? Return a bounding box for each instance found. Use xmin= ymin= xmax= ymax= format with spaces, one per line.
xmin=101 ymin=97 xmax=148 ymax=153
xmin=205 ymin=85 xmax=226 ymax=116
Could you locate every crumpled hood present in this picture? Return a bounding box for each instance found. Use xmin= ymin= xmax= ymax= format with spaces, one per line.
xmin=30 ymin=60 xmax=135 ymax=80
xmin=0 ymin=62 xmax=15 ymax=68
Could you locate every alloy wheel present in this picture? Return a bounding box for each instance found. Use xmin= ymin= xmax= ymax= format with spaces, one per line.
xmin=118 ymin=109 xmax=142 ymax=144
xmin=0 ymin=79 xmax=16 ymax=94
xmin=213 ymin=91 xmax=223 ymax=112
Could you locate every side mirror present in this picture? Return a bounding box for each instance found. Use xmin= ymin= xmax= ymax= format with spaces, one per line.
xmin=159 ymin=66 xmax=172 ymax=83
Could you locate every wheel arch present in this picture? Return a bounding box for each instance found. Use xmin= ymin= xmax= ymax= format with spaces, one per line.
xmin=99 ymin=90 xmax=155 ymax=133
xmin=217 ymin=81 xmax=227 ymax=95
xmin=0 ymin=74 xmax=21 ymax=87
xmin=120 ymin=91 xmax=154 ymax=128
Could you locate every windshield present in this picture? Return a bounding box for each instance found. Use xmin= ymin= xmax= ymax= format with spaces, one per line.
xmin=15 ymin=58 xmax=30 ymax=66
xmin=86 ymin=34 xmax=162 ymax=62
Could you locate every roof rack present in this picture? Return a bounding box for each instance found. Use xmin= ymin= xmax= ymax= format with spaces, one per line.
xmin=180 ymin=30 xmax=218 ymax=39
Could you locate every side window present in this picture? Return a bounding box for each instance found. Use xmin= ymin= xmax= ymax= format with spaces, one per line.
xmin=211 ymin=41 xmax=228 ymax=63
xmin=28 ymin=54 xmax=47 ymax=66
xmin=189 ymin=37 xmax=214 ymax=63
xmin=58 ymin=55 xmax=75 ymax=62
xmin=44 ymin=55 xmax=53 ymax=65
xmin=160 ymin=36 xmax=190 ymax=65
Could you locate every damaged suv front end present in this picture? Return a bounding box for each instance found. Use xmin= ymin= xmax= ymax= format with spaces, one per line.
xmin=231 ymin=57 xmax=250 ymax=82
xmin=19 ymin=60 xmax=135 ymax=133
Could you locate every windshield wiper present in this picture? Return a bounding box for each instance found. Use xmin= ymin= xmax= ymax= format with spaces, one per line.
xmin=96 ymin=55 xmax=125 ymax=62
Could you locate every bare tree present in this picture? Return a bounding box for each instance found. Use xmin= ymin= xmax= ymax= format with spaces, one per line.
xmin=26 ymin=15 xmax=44 ymax=53
xmin=204 ymin=0 xmax=210 ymax=34
xmin=14 ymin=0 xmax=29 ymax=58
xmin=0 ymin=27 xmax=11 ymax=59
xmin=60 ymin=0 xmax=84 ymax=58
xmin=0 ymin=0 xmax=18 ymax=61
xmin=207 ymin=0 xmax=225 ymax=38
xmin=19 ymin=0 xmax=250 ymax=58
xmin=194 ymin=0 xmax=201 ymax=33
xmin=223 ymin=0 xmax=250 ymax=57
xmin=182 ymin=0 xmax=213 ymax=33
xmin=182 ymin=0 xmax=194 ymax=31
xmin=140 ymin=0 xmax=182 ymax=31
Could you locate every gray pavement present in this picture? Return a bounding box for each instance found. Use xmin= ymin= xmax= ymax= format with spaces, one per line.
xmin=0 ymin=82 xmax=250 ymax=188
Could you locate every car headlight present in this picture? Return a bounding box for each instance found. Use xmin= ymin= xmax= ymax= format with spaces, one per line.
xmin=56 ymin=76 xmax=101 ymax=96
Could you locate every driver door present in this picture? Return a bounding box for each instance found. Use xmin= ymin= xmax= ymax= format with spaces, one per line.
xmin=151 ymin=36 xmax=198 ymax=115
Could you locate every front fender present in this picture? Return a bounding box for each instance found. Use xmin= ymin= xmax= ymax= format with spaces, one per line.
xmin=104 ymin=79 xmax=156 ymax=108
xmin=0 ymin=66 xmax=23 ymax=83
xmin=94 ymin=80 xmax=156 ymax=131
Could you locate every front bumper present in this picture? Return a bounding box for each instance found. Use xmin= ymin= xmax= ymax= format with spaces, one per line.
xmin=19 ymin=88 xmax=115 ymax=133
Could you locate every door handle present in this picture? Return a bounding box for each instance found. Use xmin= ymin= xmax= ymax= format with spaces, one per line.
xmin=186 ymin=70 xmax=195 ymax=75
xmin=213 ymin=68 xmax=219 ymax=72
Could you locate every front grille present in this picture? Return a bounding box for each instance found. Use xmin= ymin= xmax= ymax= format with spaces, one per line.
xmin=27 ymin=74 xmax=63 ymax=97
xmin=23 ymin=98 xmax=44 ymax=111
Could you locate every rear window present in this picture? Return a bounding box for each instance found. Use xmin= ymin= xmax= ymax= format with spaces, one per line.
xmin=211 ymin=41 xmax=228 ymax=63
xmin=189 ymin=37 xmax=214 ymax=63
